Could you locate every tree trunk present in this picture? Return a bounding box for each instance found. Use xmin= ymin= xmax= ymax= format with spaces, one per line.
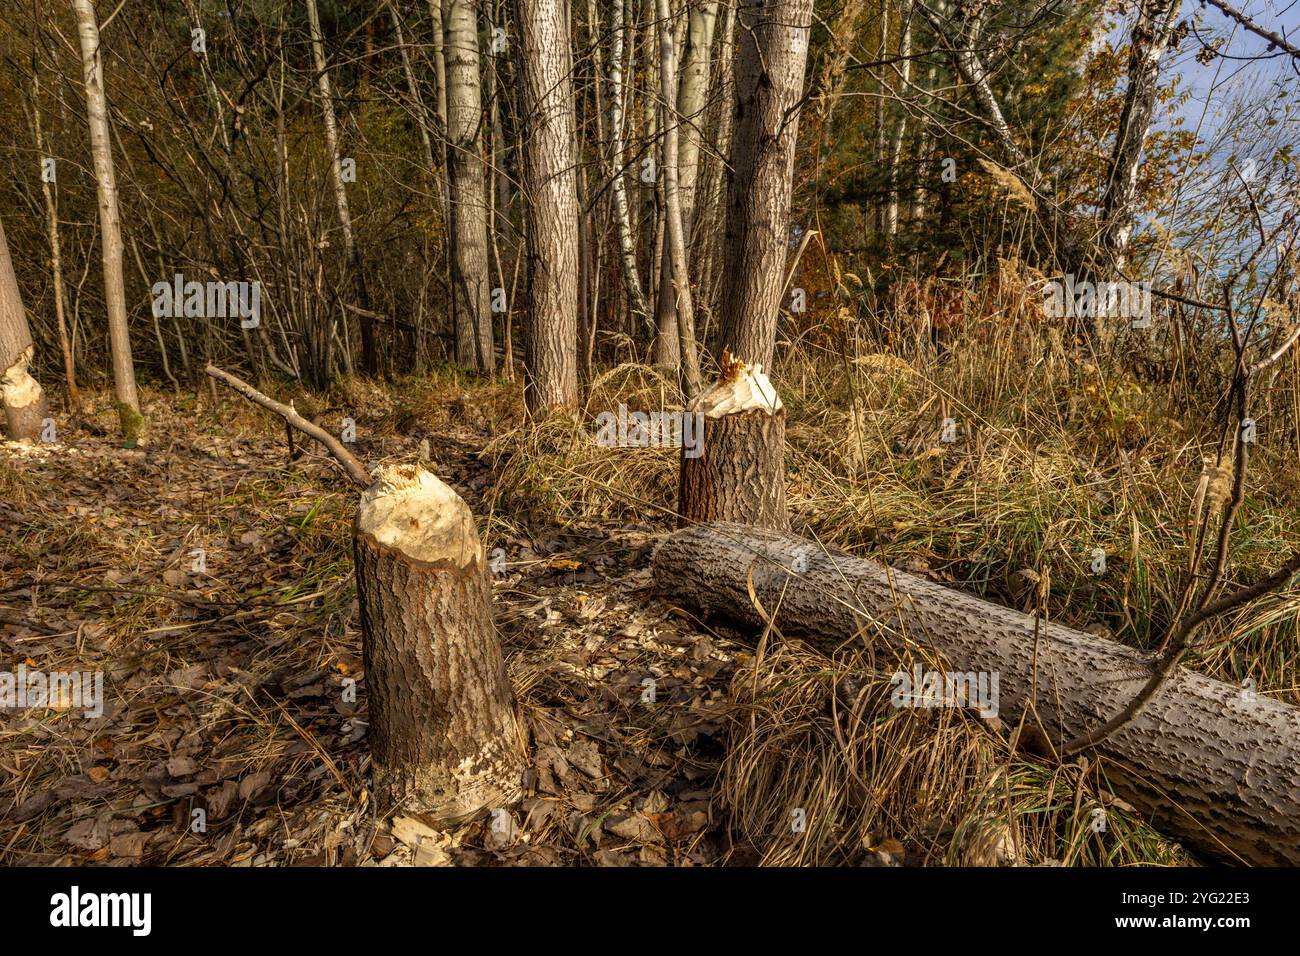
xmin=426 ymin=0 xmax=452 ymax=222
xmin=656 ymin=0 xmax=703 ymax=398
xmin=652 ymin=0 xmax=715 ymax=376
xmin=715 ymin=0 xmax=814 ymax=369
xmin=444 ymin=0 xmax=495 ymax=373
xmin=607 ymin=0 xmax=652 ymax=328
xmin=1098 ymin=0 xmax=1182 ymax=272
xmin=678 ymin=1 xmax=717 ymax=238
xmin=305 ymin=0 xmax=375 ymax=375
xmin=0 ymin=213 xmax=50 ymax=442
xmin=354 ymin=464 xmax=525 ymax=819
xmin=72 ymin=0 xmax=140 ymax=438
xmin=653 ymin=522 xmax=1300 ymax=866
xmin=31 ymin=73 xmax=78 ymax=411
xmin=885 ymin=1 xmax=913 ymax=237
xmin=678 ymin=361 xmax=787 ymax=528
xmin=516 ymin=0 xmax=580 ymax=415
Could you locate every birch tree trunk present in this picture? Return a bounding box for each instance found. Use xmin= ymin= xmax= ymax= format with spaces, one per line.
xmin=653 ymin=0 xmax=716 ymax=373
xmin=0 ymin=213 xmax=49 ymax=442
xmin=696 ymin=0 xmax=736 ymax=319
xmin=715 ymin=0 xmax=814 ymax=370
xmin=656 ymin=0 xmax=703 ymax=398
xmin=305 ymin=0 xmax=376 ymax=375
xmin=71 ymin=0 xmax=140 ymax=439
xmin=605 ymin=0 xmax=655 ymax=329
xmin=516 ymin=0 xmax=580 ymax=415
xmin=426 ymin=0 xmax=452 ymax=224
xmin=444 ymin=0 xmax=495 ymax=373
xmin=608 ymin=0 xmax=652 ymax=328
xmin=653 ymin=523 xmax=1300 ymax=866
xmin=678 ymin=1 xmax=716 ymax=236
xmin=885 ymin=1 xmax=913 ymax=237
xmin=1098 ymin=0 xmax=1182 ymax=272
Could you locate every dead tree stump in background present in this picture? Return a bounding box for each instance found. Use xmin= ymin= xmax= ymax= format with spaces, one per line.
xmin=678 ymin=359 xmax=788 ymax=529
xmin=354 ymin=464 xmax=524 ymax=820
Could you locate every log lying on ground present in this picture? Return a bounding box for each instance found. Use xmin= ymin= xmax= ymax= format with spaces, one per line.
xmin=355 ymin=464 xmax=525 ymax=820
xmin=678 ymin=360 xmax=787 ymax=529
xmin=653 ymin=522 xmax=1300 ymax=865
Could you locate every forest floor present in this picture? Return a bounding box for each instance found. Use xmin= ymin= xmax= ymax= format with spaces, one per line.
xmin=7 ymin=344 xmax=1290 ymax=866
xmin=0 ymin=374 xmax=754 ymax=866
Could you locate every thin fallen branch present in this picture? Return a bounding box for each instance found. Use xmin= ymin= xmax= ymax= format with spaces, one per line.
xmin=204 ymin=364 xmax=371 ymax=488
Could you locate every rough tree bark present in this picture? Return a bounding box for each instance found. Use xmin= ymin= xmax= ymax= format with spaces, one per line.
xmin=205 ymin=367 xmax=525 ymax=820
xmin=678 ymin=360 xmax=787 ymax=529
xmin=0 ymin=213 xmax=50 ymax=442
xmin=516 ymin=0 xmax=580 ymax=415
xmin=355 ymin=464 xmax=525 ymax=819
xmin=72 ymin=0 xmax=140 ymax=439
xmin=653 ymin=522 xmax=1300 ymax=866
xmin=444 ymin=0 xmax=495 ymax=373
xmin=715 ymin=0 xmax=815 ymax=369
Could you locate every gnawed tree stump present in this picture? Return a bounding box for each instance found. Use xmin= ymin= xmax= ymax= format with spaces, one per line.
xmin=678 ymin=360 xmax=787 ymax=529
xmin=354 ymin=464 xmax=524 ymax=820
xmin=1 ymin=346 xmax=48 ymax=443
xmin=653 ymin=521 xmax=1300 ymax=865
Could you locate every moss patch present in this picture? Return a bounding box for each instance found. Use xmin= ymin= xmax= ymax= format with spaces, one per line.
xmin=115 ymin=400 xmax=146 ymax=447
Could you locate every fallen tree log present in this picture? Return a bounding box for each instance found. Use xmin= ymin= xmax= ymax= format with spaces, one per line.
xmin=653 ymin=521 xmax=1300 ymax=865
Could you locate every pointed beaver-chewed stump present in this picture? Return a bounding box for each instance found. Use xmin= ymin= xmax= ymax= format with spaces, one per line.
xmin=354 ymin=464 xmax=524 ymax=821
xmin=678 ymin=359 xmax=788 ymax=529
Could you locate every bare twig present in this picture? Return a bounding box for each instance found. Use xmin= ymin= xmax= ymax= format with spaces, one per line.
xmin=205 ymin=364 xmax=371 ymax=488
xmin=1204 ymin=0 xmax=1300 ymax=61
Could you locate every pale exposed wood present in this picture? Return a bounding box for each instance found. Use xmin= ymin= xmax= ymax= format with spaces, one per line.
xmin=0 ymin=213 xmax=49 ymax=442
xmin=354 ymin=464 xmax=525 ymax=819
